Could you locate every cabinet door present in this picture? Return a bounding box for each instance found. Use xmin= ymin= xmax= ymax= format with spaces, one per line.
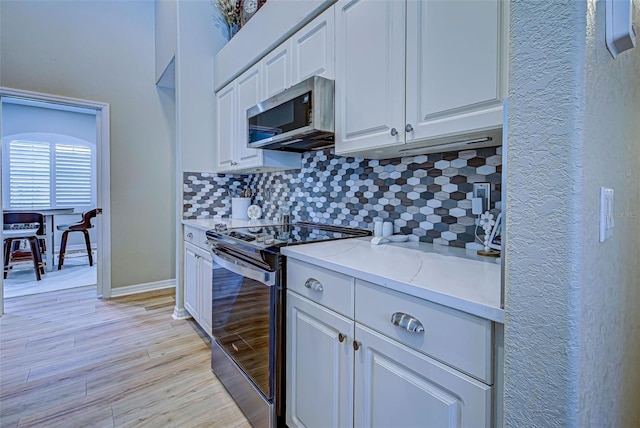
xmin=216 ymin=83 xmax=236 ymax=170
xmin=235 ymin=63 xmax=263 ymax=169
xmin=334 ymin=0 xmax=406 ymax=154
xmin=199 ymin=251 xmax=213 ymax=338
xmin=405 ymin=0 xmax=504 ymax=142
xmin=183 ymin=243 xmax=199 ymax=320
xmin=354 ymin=324 xmax=492 ymax=428
xmin=291 ymin=6 xmax=335 ymax=84
xmin=286 ymin=292 xmax=354 ymax=428
xmin=263 ymin=39 xmax=292 ymax=99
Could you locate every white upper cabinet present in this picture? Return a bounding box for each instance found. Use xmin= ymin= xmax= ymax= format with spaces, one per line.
xmin=335 ymin=0 xmax=406 ymax=153
xmin=263 ymin=40 xmax=293 ymax=99
xmin=215 ymin=6 xmax=337 ymax=174
xmin=262 ymin=5 xmax=335 ymax=98
xmin=234 ymin=64 xmax=263 ymax=169
xmin=335 ymin=0 xmax=507 ymax=159
xmin=216 ymin=83 xmax=236 ymax=169
xmin=216 ymin=63 xmax=300 ymax=174
xmin=292 ymin=6 xmax=335 ymax=83
xmin=405 ymin=0 xmax=504 ymax=143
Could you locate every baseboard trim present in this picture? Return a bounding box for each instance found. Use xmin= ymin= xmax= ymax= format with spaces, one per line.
xmin=109 ymin=279 xmax=175 ymax=298
xmin=172 ymin=306 xmax=192 ymax=320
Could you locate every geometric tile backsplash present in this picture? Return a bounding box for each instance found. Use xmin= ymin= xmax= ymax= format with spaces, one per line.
xmin=184 ymin=146 xmax=502 ymax=249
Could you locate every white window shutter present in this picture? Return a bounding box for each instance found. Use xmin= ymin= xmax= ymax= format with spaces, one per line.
xmin=7 ymin=140 xmax=51 ymax=209
xmin=3 ymin=139 xmax=94 ymax=210
xmin=55 ymin=144 xmax=93 ymax=207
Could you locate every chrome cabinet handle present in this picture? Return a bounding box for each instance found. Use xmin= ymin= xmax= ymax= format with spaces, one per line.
xmin=304 ymin=278 xmax=324 ymax=292
xmin=353 ymin=341 xmax=361 ymax=351
xmin=230 ymin=161 xmax=238 ymax=166
xmin=187 ymin=232 xmax=193 ymax=239
xmin=405 ymin=124 xmax=414 ymax=133
xmin=390 ymin=127 xmax=398 ymax=136
xmin=390 ymin=312 xmax=425 ymax=333
xmin=338 ymin=333 xmax=346 ymax=343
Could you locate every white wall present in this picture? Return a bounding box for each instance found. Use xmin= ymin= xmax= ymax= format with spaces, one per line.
xmin=0 ymin=0 xmax=176 ymax=289
xmin=505 ymin=0 xmax=640 ymax=425
xmin=2 ymin=102 xmax=96 ymax=142
xmin=155 ymin=0 xmax=177 ymax=84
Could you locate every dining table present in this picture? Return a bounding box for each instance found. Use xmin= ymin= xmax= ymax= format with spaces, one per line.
xmin=4 ymin=207 xmax=76 ymax=272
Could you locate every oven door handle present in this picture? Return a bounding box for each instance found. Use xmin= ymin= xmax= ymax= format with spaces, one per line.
xmin=211 ymin=249 xmax=276 ymax=287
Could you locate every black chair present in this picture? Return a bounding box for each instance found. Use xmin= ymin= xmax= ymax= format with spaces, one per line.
xmin=57 ymin=208 xmax=100 ymax=270
xmin=3 ymin=212 xmax=46 ymax=281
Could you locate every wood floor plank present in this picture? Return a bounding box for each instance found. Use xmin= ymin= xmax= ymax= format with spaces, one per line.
xmin=0 ymin=287 xmax=249 ymax=428
xmin=16 ymin=396 xmax=115 ymax=428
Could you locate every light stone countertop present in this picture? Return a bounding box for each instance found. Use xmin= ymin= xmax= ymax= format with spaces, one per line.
xmin=282 ymin=238 xmax=504 ymax=323
xmin=182 ymin=217 xmax=280 ymax=231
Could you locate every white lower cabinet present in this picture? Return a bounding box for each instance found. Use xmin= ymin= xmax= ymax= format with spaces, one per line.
xmin=286 ymin=259 xmax=494 ymax=428
xmin=286 ymin=292 xmax=354 ymax=428
xmin=354 ymin=324 xmax=491 ymax=428
xmin=183 ymin=226 xmax=213 ymax=337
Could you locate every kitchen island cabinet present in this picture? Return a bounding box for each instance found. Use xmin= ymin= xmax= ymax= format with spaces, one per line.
xmin=286 ymin=256 xmax=498 ymax=427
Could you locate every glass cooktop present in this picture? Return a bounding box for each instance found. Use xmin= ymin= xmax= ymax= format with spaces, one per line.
xmin=207 ymin=222 xmax=370 ymax=250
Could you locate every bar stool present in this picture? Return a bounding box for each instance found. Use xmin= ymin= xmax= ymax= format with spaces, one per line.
xmin=57 ymin=208 xmax=100 ymax=270
xmin=3 ymin=212 xmax=46 ymax=281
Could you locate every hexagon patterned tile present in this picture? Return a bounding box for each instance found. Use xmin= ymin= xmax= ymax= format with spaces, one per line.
xmin=184 ymin=147 xmax=502 ymax=249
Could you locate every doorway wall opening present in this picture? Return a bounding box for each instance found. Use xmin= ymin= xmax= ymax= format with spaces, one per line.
xmin=0 ymin=88 xmax=111 ymax=315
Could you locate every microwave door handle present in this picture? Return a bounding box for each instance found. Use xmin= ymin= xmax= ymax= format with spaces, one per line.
xmin=211 ymin=249 xmax=276 ymax=287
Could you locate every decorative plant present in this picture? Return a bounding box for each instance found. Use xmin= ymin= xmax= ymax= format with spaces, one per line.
xmin=214 ymin=0 xmax=239 ymax=33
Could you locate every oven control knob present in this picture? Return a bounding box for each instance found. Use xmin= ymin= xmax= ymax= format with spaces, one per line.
xmin=215 ymin=223 xmax=228 ymax=232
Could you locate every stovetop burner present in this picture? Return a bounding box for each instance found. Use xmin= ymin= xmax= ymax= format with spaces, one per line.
xmin=206 ymin=222 xmax=370 ymax=252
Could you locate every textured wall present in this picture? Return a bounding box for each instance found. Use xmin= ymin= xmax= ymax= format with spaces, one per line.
xmin=184 ymin=147 xmax=502 ymax=248
xmin=506 ymin=0 xmax=640 ymax=426
xmin=504 ymin=1 xmax=585 ymax=425
xmin=577 ymin=0 xmax=640 ymax=425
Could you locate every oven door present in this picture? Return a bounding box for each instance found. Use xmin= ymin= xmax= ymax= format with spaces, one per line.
xmin=211 ymin=244 xmax=278 ymax=401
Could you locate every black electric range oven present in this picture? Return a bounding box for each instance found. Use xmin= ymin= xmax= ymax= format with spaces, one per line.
xmin=205 ymin=222 xmax=370 ymax=427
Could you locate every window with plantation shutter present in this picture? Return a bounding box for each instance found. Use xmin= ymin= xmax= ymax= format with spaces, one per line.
xmin=55 ymin=144 xmax=93 ymax=207
xmin=7 ymin=140 xmax=51 ymax=209
xmin=2 ymin=136 xmax=95 ymax=210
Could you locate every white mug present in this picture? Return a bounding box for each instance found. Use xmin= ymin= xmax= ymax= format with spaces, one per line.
xmin=382 ymin=221 xmax=393 ymax=237
xmin=373 ymin=219 xmax=384 ymax=237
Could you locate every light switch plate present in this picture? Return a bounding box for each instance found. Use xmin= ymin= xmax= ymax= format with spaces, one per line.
xmin=600 ymin=187 xmax=615 ymax=242
xmin=606 ymin=0 xmax=636 ymax=58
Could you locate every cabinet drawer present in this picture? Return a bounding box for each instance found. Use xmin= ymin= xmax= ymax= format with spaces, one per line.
xmin=287 ymin=259 xmax=354 ymax=318
xmin=184 ymin=225 xmax=204 ymax=248
xmin=355 ymin=280 xmax=493 ymax=384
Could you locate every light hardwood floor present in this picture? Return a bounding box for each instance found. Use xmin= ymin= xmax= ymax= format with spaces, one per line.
xmin=0 ymin=286 xmax=250 ymax=428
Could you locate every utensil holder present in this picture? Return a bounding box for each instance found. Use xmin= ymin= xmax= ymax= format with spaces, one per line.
xmin=231 ymin=197 xmax=251 ymax=219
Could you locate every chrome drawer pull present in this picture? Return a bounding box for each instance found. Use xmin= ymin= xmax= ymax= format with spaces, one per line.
xmin=390 ymin=312 xmax=425 ymax=333
xmin=304 ymin=278 xmax=323 ymax=292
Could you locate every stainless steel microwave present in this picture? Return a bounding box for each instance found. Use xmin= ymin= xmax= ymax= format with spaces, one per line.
xmin=246 ymin=75 xmax=334 ymax=152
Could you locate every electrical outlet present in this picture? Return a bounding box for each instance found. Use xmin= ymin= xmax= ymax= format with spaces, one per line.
xmin=600 ymin=187 xmax=614 ymax=242
xmin=473 ymin=183 xmax=490 ymax=212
